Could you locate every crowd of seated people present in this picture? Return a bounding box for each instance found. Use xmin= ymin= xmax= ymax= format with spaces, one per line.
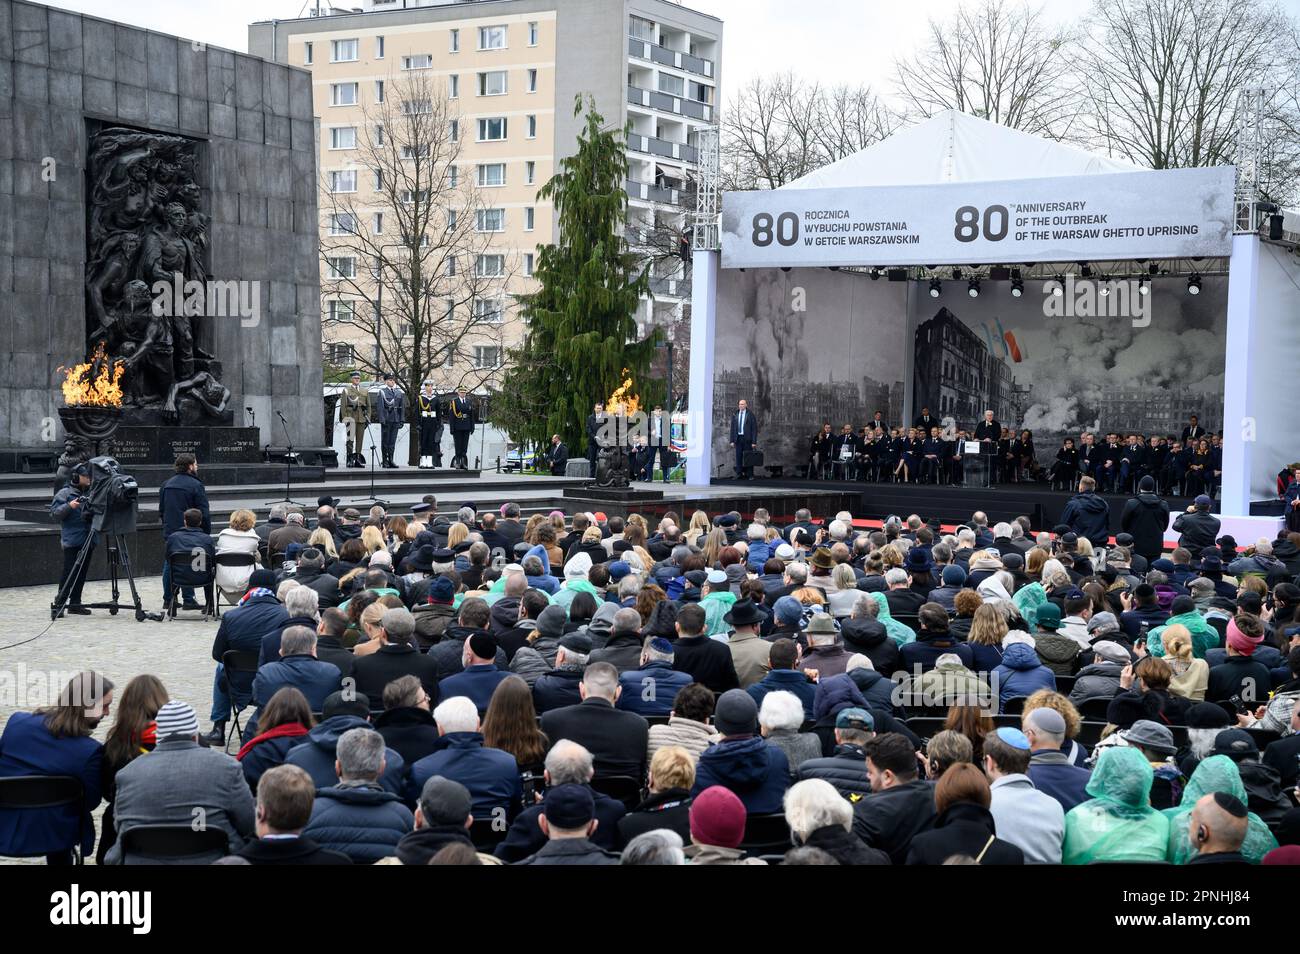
xmin=7 ymin=496 xmax=1300 ymax=866
xmin=806 ymin=411 xmax=1223 ymax=496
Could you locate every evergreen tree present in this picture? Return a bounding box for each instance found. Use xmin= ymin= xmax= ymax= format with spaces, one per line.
xmin=496 ymin=96 xmax=660 ymax=454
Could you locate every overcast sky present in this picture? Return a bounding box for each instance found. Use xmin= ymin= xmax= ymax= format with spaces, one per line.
xmin=37 ymin=0 xmax=1119 ymax=97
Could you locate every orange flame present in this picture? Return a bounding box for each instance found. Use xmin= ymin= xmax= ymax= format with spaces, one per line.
xmin=606 ymin=369 xmax=640 ymax=417
xmin=59 ymin=342 xmax=125 ymax=408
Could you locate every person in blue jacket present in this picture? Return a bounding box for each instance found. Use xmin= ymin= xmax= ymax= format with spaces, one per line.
xmin=1059 ymin=475 xmax=1112 ymax=548
xmin=617 ymin=638 xmax=693 ymax=717
xmin=163 ymin=506 xmax=216 ymax=609
xmin=50 ymin=465 xmax=95 ymax=613
xmin=303 ymin=727 xmax=414 ymax=864
xmin=691 ymin=689 xmax=790 ymax=815
xmin=203 ymin=569 xmax=289 ymax=745
xmin=158 ymin=453 xmax=211 ymax=610
xmin=407 ymin=696 xmax=521 ymax=817
xmin=746 ymin=638 xmax=816 ymax=720
xmin=0 ymin=671 xmax=114 ymax=862
xmin=993 ymin=638 xmax=1057 ymax=710
xmin=284 ymin=692 xmax=406 ymax=795
xmin=244 ymin=626 xmax=343 ymax=740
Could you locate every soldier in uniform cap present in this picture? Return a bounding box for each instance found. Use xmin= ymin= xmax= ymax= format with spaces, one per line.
xmin=339 ymin=371 xmax=370 ymax=468
xmin=377 ymin=372 xmax=406 ymax=468
xmin=416 ymin=381 xmax=444 ymax=470
xmin=449 ymin=386 xmax=476 ymax=470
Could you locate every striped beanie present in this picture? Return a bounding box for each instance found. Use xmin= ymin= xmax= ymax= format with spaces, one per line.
xmin=154 ymin=700 xmax=199 ymax=739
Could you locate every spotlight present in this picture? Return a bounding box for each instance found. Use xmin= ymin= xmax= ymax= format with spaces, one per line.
xmin=1050 ymin=275 xmax=1065 ymax=296
xmin=869 ymin=267 xmax=880 ymax=280
xmin=967 ymin=279 xmax=980 ymax=298
xmin=1138 ymin=277 xmax=1149 ymax=296
xmin=1148 ymin=262 xmax=1160 ymax=275
xmin=1187 ymin=274 xmax=1201 ymax=295
xmin=1010 ymin=278 xmax=1024 ymax=297
xmin=1099 ymin=281 xmax=1110 ymax=297
xmin=928 ymin=278 xmax=942 ymax=298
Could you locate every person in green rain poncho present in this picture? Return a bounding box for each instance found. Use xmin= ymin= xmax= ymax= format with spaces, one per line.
xmin=1163 ymin=754 xmax=1278 ymax=864
xmin=1062 ymin=747 xmax=1169 ymax=864
xmin=1012 ymin=581 xmax=1048 ymax=631
xmin=868 ymin=591 xmax=916 ymax=646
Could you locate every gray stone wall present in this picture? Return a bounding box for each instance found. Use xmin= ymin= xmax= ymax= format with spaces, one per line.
xmin=0 ymin=0 xmax=324 ymax=453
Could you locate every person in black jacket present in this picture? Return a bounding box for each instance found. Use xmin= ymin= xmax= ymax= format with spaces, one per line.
xmin=905 ymin=763 xmax=1024 ymax=864
xmin=163 ymin=507 xmax=216 ymax=609
xmin=373 ymin=674 xmax=440 ymax=766
xmin=617 ymin=745 xmax=694 ymax=844
xmin=785 ymin=777 xmax=891 ymax=865
xmin=852 ymin=732 xmax=935 ymax=863
xmin=235 ymin=764 xmax=352 ymax=865
xmin=159 ymin=453 xmax=210 ymax=610
xmin=796 ymin=708 xmax=874 ymax=799
xmin=1120 ymin=476 xmax=1171 ymax=562
xmin=539 ymin=663 xmax=649 ymax=782
xmin=670 ymin=604 xmax=739 ymax=692
xmin=352 ymin=607 xmax=442 ymax=704
xmin=1060 ymin=476 xmax=1111 ymax=548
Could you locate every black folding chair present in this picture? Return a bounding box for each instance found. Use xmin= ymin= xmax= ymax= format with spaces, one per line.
xmin=165 ymin=551 xmax=215 ymax=619
xmin=1075 ymin=720 xmax=1108 ymax=747
xmin=221 ymin=649 xmax=261 ymax=752
xmin=1076 ymin=697 xmax=1112 ymax=721
xmin=467 ymin=816 xmax=508 ymax=850
xmin=118 ymin=825 xmax=231 ymax=862
xmin=1054 ymin=675 xmax=1077 ymax=695
xmin=904 ymin=717 xmax=949 ymax=741
xmin=213 ymin=552 xmax=258 ymax=617
xmin=0 ymin=776 xmax=86 ymax=862
xmin=1001 ymin=697 xmax=1030 ymax=715
xmin=590 ymin=775 xmax=644 ymax=811
xmin=739 ymin=813 xmax=791 ymax=855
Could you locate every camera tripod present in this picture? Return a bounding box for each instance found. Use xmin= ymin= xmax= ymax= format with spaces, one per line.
xmin=51 ymin=531 xmax=160 ymax=622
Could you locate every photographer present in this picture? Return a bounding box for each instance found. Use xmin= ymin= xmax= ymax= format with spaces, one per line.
xmin=51 ymin=464 xmax=95 ymax=614
xmin=159 ymin=453 xmax=211 ymax=611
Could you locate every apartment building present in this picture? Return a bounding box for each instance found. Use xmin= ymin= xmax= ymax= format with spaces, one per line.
xmin=248 ymin=0 xmax=721 ymax=390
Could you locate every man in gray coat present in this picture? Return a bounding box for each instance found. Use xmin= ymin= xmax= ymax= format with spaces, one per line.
xmin=106 ymin=701 xmax=255 ymax=864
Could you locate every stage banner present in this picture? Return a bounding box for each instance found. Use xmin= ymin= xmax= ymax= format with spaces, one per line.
xmin=721 ymin=167 xmax=1235 ymax=269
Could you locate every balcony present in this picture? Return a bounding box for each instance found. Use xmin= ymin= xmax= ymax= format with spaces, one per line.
xmin=627 ymin=85 xmax=712 ymax=123
xmin=628 ymin=36 xmax=715 ymax=79
xmin=628 ymin=132 xmax=699 ymax=165
xmin=626 ymin=178 xmax=681 ymax=205
xmin=650 ymin=276 xmax=692 ymax=299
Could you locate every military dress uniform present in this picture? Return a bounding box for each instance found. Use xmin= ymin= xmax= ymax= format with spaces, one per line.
xmin=340 ymin=377 xmax=371 ymax=468
xmin=449 ymin=393 xmax=475 ymax=469
xmin=417 ymin=390 xmax=444 ymax=469
xmin=377 ymin=379 xmax=406 ymax=468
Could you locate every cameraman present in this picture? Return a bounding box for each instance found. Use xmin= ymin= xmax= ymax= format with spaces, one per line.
xmin=159 ymin=453 xmax=211 ymax=611
xmin=51 ymin=464 xmax=95 ymax=614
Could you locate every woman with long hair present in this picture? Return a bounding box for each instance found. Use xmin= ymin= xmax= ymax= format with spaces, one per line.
xmin=966 ymin=603 xmax=1008 ymax=672
xmin=567 ymin=590 xmax=599 ymax=632
xmin=97 ymin=674 xmax=168 ymax=864
xmin=523 ymin=513 xmax=547 ymax=545
xmin=684 ymin=510 xmax=711 ymax=546
xmin=360 ymin=524 xmax=385 ymax=555
xmin=635 ymin=584 xmax=667 ymax=626
xmin=385 ymin=515 xmax=408 ymax=550
xmin=700 ymin=527 xmax=727 ymax=568
xmin=482 ymin=676 xmax=549 ymax=774
xmin=308 ymin=527 xmax=339 ymax=561
xmin=236 ymin=686 xmax=314 ymax=792
xmin=1024 ymin=546 xmax=1048 ymax=583
xmin=944 ymin=705 xmax=996 ymax=763
xmin=446 ymin=521 xmax=470 ymax=551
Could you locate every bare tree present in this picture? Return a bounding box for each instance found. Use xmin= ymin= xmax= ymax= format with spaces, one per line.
xmin=1083 ymin=0 xmax=1295 ymax=182
xmin=892 ymin=0 xmax=1082 ymax=139
xmin=318 ymin=72 xmax=517 ymax=449
xmin=721 ymin=73 xmax=900 ymax=191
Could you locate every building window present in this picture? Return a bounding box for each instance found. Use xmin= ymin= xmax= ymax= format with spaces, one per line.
xmin=372 ymin=212 xmax=383 ymax=234
xmin=328 ymin=169 xmax=357 ymax=193
xmin=449 ymin=165 xmax=459 ymax=187
xmin=689 ymin=81 xmax=712 ymax=104
xmin=473 ymin=345 xmax=503 ymax=368
xmin=375 ymin=35 xmax=385 ymax=58
xmin=447 ymin=209 xmax=457 ymax=230
xmin=473 ymin=298 xmax=504 ymax=322
xmin=448 ymin=74 xmax=459 ymax=98
xmin=476 ymin=208 xmax=505 ymax=232
xmin=331 ymin=82 xmax=359 ymax=106
xmin=478 ymin=70 xmax=508 ymax=96
xmin=524 ymin=206 xmax=535 ymax=231
xmin=304 ymin=41 xmax=313 ymax=65
xmin=524 ymin=253 xmax=534 ymax=276
xmin=446 ymin=256 xmax=457 ymax=277
xmin=476 ymin=254 xmax=505 ymax=277
xmin=527 ymin=68 xmax=538 ymax=92
xmin=402 ymin=53 xmax=432 ymax=70
xmin=401 ymin=99 xmax=432 ymax=115
xmin=658 ymin=74 xmax=684 ymax=97
xmin=331 ymin=39 xmax=358 ymax=62
xmin=326 ymin=342 xmax=353 ymax=363
xmin=327 ymin=256 xmax=356 ymax=279
xmin=373 ymin=124 xmax=384 ymax=146
xmin=477 ymin=163 xmax=506 ymax=187
xmin=373 ymin=169 xmax=383 ymax=190
xmin=477 ymin=117 xmax=507 ymax=141
xmin=449 ymin=119 xmax=459 ymax=142
xmin=329 ymin=127 xmax=357 ymax=150
xmin=374 ymin=80 xmax=385 ymax=103
xmin=401 ymin=188 xmax=431 ymax=205
xmin=525 ymin=161 xmax=535 ymax=184
xmin=449 ymin=28 xmax=459 ymax=52
xmin=327 ymin=299 xmax=355 ymax=321
xmin=401 ymin=144 xmax=431 ymax=160
xmin=328 ymin=213 xmax=358 ymax=235
xmin=478 ymin=25 xmax=507 ymax=50
xmin=630 ymin=15 xmax=656 ymax=42
xmin=526 ymin=115 xmax=537 ymax=138
xmin=528 ymin=21 xmax=539 ymax=46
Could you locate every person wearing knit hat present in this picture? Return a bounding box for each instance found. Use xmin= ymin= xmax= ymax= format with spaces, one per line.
xmin=608 ymin=561 xmax=632 ymax=582
xmin=685 ymin=785 xmax=764 ymax=865
xmin=155 ymin=700 xmax=200 ymax=740
xmin=1211 ymin=617 xmax=1272 ymax=719
xmin=515 ymin=783 xmax=620 ymax=865
xmin=771 ymin=596 xmax=806 ymax=639
xmin=427 ymin=575 xmax=455 ymax=604
xmin=691 ymin=690 xmax=789 ymax=815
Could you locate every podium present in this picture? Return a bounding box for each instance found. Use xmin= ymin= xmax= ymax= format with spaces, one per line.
xmin=965 ymin=440 xmax=995 ymax=488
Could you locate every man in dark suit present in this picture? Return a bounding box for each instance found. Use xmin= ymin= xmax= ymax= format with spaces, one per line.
xmin=831 ymin=423 xmax=861 ymax=480
xmin=729 ymin=399 xmax=759 ymax=479
xmin=539 ymin=662 xmax=648 ymax=782
xmin=1078 ymin=432 xmax=1100 ymax=481
xmin=585 ymin=402 xmax=606 ymax=476
xmin=545 ymin=434 xmax=569 ymax=476
xmin=1099 ymin=432 xmax=1123 ymax=492
xmin=914 ymin=407 xmax=938 ymax=432
xmin=448 ymin=387 xmax=476 ymax=469
xmin=646 ymin=405 xmax=673 ymax=483
xmin=1181 ymin=415 xmax=1206 ymax=444
xmin=973 ymin=410 xmax=1001 ymax=485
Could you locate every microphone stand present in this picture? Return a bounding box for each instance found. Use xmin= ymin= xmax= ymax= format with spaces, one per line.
xmin=349 ymin=417 xmax=390 ymax=508
xmin=264 ymin=411 xmax=306 ymax=506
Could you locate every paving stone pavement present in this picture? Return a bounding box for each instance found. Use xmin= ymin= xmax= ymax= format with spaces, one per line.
xmin=0 ymin=576 xmax=227 ymax=865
